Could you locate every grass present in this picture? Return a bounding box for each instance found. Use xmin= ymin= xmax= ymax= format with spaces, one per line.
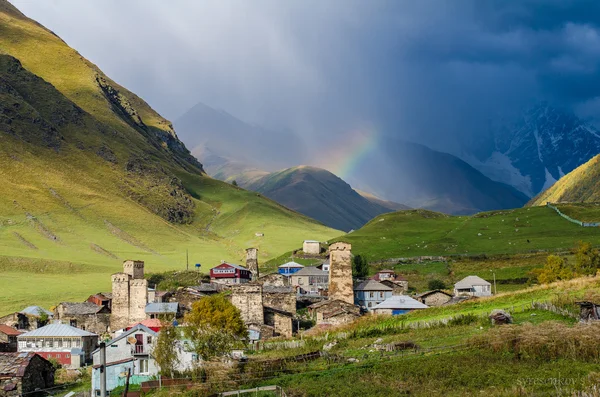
xmin=556 ymin=202 xmax=600 ymax=222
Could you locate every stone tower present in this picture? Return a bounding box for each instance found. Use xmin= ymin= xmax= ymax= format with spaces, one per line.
xmin=246 ymin=248 xmax=259 ymax=281
xmin=231 ymin=284 xmax=264 ymax=325
xmin=110 ymin=260 xmax=148 ymax=331
xmin=123 ymin=260 xmax=144 ymax=279
xmin=328 ymin=242 xmax=354 ymax=304
xmin=110 ymin=272 xmax=130 ymax=331
xmin=129 ymin=278 xmax=148 ymax=323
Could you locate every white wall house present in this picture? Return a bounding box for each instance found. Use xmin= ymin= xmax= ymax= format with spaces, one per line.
xmin=454 ymin=276 xmax=492 ymax=297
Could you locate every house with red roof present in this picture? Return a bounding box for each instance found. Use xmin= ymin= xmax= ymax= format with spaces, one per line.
xmin=0 ymin=326 xmax=22 ymax=352
xmin=210 ymin=262 xmax=252 ymax=284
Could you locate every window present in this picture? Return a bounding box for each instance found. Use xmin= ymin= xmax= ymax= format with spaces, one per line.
xmin=66 ymin=354 xmax=70 ymax=358
xmin=147 ymin=336 xmax=153 ymax=344
xmin=298 ymin=278 xmax=304 ymax=285
xmin=379 ymin=292 xmax=384 ymax=299
xmin=139 ymin=359 xmax=149 ymax=373
xmin=368 ymin=302 xmax=373 ymax=307
xmin=70 ymin=319 xmax=77 ymax=327
xmin=369 ymin=292 xmax=374 ymax=298
xmin=56 ymin=354 xmax=61 ymax=359
xmin=57 ymin=339 xmax=63 ymax=348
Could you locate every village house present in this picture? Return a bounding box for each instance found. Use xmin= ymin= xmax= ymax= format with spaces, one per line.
xmin=354 ymin=280 xmax=393 ymax=311
xmin=372 ymin=295 xmax=429 ymax=315
xmin=17 ymin=323 xmax=98 ymax=368
xmin=0 ymin=306 xmax=53 ymax=331
xmin=147 ymin=289 xmax=173 ymax=304
xmin=415 ymin=290 xmax=453 ymax=306
xmin=317 ymin=260 xmax=330 ymax=272
xmin=92 ymin=324 xmax=163 ymax=395
xmin=290 ymin=267 xmax=329 ymax=296
xmin=145 ymin=302 xmax=179 ymax=320
xmin=111 ymin=260 xmax=149 ymax=332
xmin=379 ymin=279 xmax=409 ymax=295
xmin=454 ymin=276 xmax=492 ymax=297
xmin=86 ymin=293 xmax=112 ymax=311
xmin=0 ymin=326 xmax=22 ymax=353
xmin=0 ymin=352 xmax=55 ymax=397
xmin=126 ymin=319 xmax=163 ymax=333
xmin=210 ymin=262 xmax=252 ymax=285
xmin=372 ymin=269 xmax=397 ymax=281
xmin=54 ymin=302 xmax=111 ymax=335
xmin=278 ymin=261 xmax=304 ymax=276
xmin=307 ymin=300 xmax=361 ymax=326
xmin=303 ymin=240 xmax=321 ymax=255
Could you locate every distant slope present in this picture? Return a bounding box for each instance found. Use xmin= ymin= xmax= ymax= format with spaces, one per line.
xmin=0 ymin=0 xmax=339 ymax=314
xmin=244 ymin=166 xmax=400 ymax=231
xmin=345 ymin=140 xmax=530 ymax=215
xmin=356 ymin=190 xmax=410 ymax=212
xmin=529 ymin=154 xmax=600 ymax=205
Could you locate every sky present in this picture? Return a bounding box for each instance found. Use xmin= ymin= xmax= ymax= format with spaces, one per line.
xmin=11 ymin=0 xmax=600 ymax=154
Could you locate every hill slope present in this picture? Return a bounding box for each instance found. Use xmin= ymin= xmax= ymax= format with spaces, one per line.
xmin=0 ymin=0 xmax=339 ymax=313
xmin=243 ymin=166 xmax=406 ymax=231
xmin=529 ymin=154 xmax=600 ymax=205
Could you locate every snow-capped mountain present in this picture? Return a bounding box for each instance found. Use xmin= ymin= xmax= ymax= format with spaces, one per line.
xmin=463 ymin=103 xmax=600 ymax=198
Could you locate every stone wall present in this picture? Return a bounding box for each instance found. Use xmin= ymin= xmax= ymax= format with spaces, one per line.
xmin=328 ymin=242 xmax=354 ymax=304
xmin=259 ymin=273 xmax=289 ymax=287
xmin=110 ymin=272 xmax=130 ymax=331
xmin=0 ymin=355 xmax=54 ymax=397
xmin=263 ymin=288 xmax=296 ymax=315
xmin=303 ymin=241 xmax=320 ymax=255
xmin=421 ymin=292 xmax=451 ymax=307
xmin=123 ymin=260 xmax=145 ymax=279
xmin=273 ymin=312 xmax=293 ymax=338
xmin=231 ymin=285 xmax=264 ymax=325
xmin=246 ymin=248 xmax=259 ymax=281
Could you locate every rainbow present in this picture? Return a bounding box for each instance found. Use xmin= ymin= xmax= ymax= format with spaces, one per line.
xmin=328 ymin=129 xmax=379 ymax=179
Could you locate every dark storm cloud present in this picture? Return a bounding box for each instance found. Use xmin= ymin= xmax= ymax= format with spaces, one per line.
xmin=11 ymin=0 xmax=600 ymax=151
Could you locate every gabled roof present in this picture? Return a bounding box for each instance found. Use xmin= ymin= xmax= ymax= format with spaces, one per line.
xmin=454 ymin=275 xmax=491 ymax=289
xmin=212 ymin=262 xmax=247 ymax=271
xmin=145 ymin=302 xmax=179 ymax=314
xmin=0 ymin=352 xmax=46 ymax=377
xmin=127 ymin=319 xmax=163 ymax=330
xmin=94 ymin=324 xmax=157 ymax=354
xmin=415 ymin=290 xmax=453 ymax=299
xmin=377 ymin=269 xmax=396 ymax=274
xmin=19 ymin=323 xmax=97 ymax=338
xmin=19 ymin=306 xmax=53 ymax=317
xmin=354 ymin=280 xmax=393 ymax=292
xmin=373 ymin=295 xmax=429 ymax=310
xmin=279 ymin=261 xmax=305 ymax=268
xmin=0 ymin=325 xmax=22 ymax=337
xmin=58 ymin=302 xmax=107 ymax=315
xmin=263 ymin=286 xmax=295 ymax=294
xmin=293 ymin=266 xmax=328 ymax=277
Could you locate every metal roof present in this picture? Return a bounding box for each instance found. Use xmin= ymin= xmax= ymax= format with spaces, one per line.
xmin=415 ymin=290 xmax=453 ymax=299
xmin=19 ymin=306 xmax=53 ymax=317
xmin=454 ymin=275 xmax=491 ymax=289
xmin=19 ymin=323 xmax=97 ymax=338
xmin=292 ymin=266 xmax=328 ymax=277
xmin=0 ymin=352 xmax=41 ymax=377
xmin=58 ymin=302 xmax=105 ymax=315
xmin=373 ymin=295 xmax=429 ymax=310
xmin=145 ymin=302 xmax=179 ymax=314
xmin=212 ymin=262 xmax=247 ymax=271
xmin=278 ymin=261 xmax=305 ymax=268
xmin=263 ymin=286 xmax=295 ymax=294
xmin=354 ymin=280 xmax=393 ymax=292
xmin=0 ymin=325 xmax=23 ymax=337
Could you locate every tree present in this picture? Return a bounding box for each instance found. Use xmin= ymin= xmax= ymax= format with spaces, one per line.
xmin=574 ymin=241 xmax=600 ymax=276
xmin=231 ymin=180 xmax=238 ymax=187
xmin=184 ymin=295 xmax=247 ymax=360
xmin=428 ymin=279 xmax=446 ymax=290
xmin=153 ymin=321 xmax=180 ymax=378
xmin=352 ymin=255 xmax=369 ymax=279
xmin=532 ymin=255 xmax=573 ymax=284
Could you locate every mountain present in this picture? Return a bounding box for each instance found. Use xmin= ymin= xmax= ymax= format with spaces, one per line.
xmin=0 ymin=0 xmax=339 ymax=313
xmin=174 ymin=101 xmax=306 ymax=172
xmin=343 ymin=139 xmax=529 ymax=215
xmin=462 ymin=103 xmax=600 ymax=197
xmin=529 ymin=154 xmax=600 ymax=205
xmin=240 ymin=166 xmax=406 ymax=232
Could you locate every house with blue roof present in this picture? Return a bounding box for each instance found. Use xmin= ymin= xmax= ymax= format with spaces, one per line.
xmin=278 ymin=261 xmax=304 ymax=276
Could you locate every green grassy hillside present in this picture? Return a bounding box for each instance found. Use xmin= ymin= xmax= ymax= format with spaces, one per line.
xmin=0 ymin=0 xmax=339 ymax=314
xmin=530 ymin=154 xmax=600 ymax=205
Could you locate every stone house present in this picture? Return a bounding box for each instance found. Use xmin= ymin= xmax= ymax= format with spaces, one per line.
xmin=0 ymin=306 xmax=53 ymax=331
xmin=91 ymin=324 xmax=162 ymax=395
xmin=210 ymin=262 xmax=252 ymax=285
xmin=371 ymin=295 xmax=428 ymax=315
xmin=259 ymin=273 xmax=290 ymax=287
xmin=454 ymin=276 xmax=492 ymax=297
xmin=307 ymin=300 xmax=360 ymax=326
xmin=303 ymin=240 xmax=321 ymax=255
xmin=54 ymin=302 xmax=111 ymax=335
xmin=0 ymin=352 xmax=54 ymax=397
xmin=263 ymin=286 xmax=296 ymax=315
xmin=0 ymin=327 xmax=22 ymax=353
xmin=379 ymin=279 xmax=409 ymax=295
xmin=290 ymin=267 xmax=329 ymax=296
xmin=17 ymin=323 xmax=98 ymax=368
xmin=278 ymin=262 xmax=304 ymax=276
xmin=415 ymin=290 xmax=453 ymax=307
xmin=354 ymin=280 xmax=393 ymax=311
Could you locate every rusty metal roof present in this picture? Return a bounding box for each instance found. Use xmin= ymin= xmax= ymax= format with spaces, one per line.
xmin=0 ymin=325 xmax=23 ymax=337
xmin=0 ymin=352 xmax=38 ymax=377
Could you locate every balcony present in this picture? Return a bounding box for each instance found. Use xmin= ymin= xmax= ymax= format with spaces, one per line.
xmin=132 ymin=345 xmax=148 ymax=355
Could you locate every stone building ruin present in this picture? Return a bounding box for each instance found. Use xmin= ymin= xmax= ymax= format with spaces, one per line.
xmin=110 ymin=260 xmax=148 ymax=331
xmin=246 ymin=248 xmax=259 ymax=281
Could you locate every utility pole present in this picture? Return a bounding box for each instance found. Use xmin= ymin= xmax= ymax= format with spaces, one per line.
xmin=122 ymin=368 xmax=131 ymax=397
xmin=100 ymin=342 xmax=107 ymax=397
xmin=186 ymin=249 xmax=189 ymax=271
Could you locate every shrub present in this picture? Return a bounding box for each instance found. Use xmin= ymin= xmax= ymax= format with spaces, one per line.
xmin=428 ymin=279 xmax=447 ymax=290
